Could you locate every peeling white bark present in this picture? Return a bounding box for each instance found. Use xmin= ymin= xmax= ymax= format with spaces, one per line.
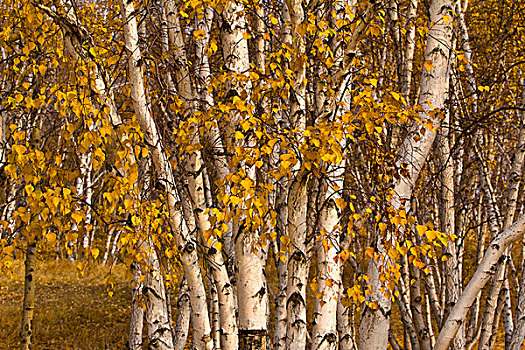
xmin=312 ymin=200 xmax=340 ymax=350
xmin=173 ymin=279 xmax=190 ymax=350
xmin=434 ymin=215 xmax=525 ymax=350
xmin=118 ymin=2 xmax=213 ymax=349
xmin=129 ymin=262 xmax=144 ymax=350
xmin=285 ymin=177 xmax=309 ymax=350
xmin=143 ymin=239 xmax=174 ymax=350
xmin=359 ymin=0 xmax=454 ymax=347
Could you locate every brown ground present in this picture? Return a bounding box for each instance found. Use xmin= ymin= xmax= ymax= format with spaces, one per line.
xmin=0 ymin=257 xmax=510 ymax=349
xmin=0 ymin=260 xmax=132 ymax=350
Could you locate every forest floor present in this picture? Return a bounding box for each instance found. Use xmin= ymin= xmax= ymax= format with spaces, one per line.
xmin=0 ymin=260 xmax=132 ymax=350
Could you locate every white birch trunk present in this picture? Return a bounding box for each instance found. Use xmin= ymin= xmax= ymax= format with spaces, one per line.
xmin=501 ymin=279 xmax=514 ymax=348
xmin=283 ymin=0 xmax=310 ymax=348
xmin=110 ymin=230 xmax=121 ymax=265
xmin=477 ymin=96 xmax=525 ymax=349
xmin=285 ymin=178 xmax=309 ymax=350
xmin=210 ymin=281 xmax=221 ymax=350
xmin=129 ymin=262 xmax=144 ymax=350
xmin=185 ymin=138 xmax=238 ymax=350
xmin=102 ymin=226 xmax=116 ymax=266
xmin=503 ymin=95 xmax=525 ymax=350
xmin=312 ymin=200 xmax=341 ymax=350
xmin=400 ymin=0 xmax=418 ymax=98
xmin=337 ymin=285 xmax=357 ymax=350
xmin=273 ymin=4 xmax=292 ymax=350
xmin=438 ymin=111 xmax=464 ymax=350
xmin=434 ymin=215 xmax=525 ymax=350
xmin=118 ymin=2 xmax=213 ymax=349
xmin=20 ymin=241 xmax=37 ymax=350
xmin=273 ymin=199 xmax=289 ymax=350
xmin=509 ymin=267 xmax=525 ymax=350
xmin=359 ymin=0 xmax=453 ymax=348
xmin=143 ymin=239 xmax=174 ymax=350
xmin=220 ymin=2 xmax=270 ymax=348
xmin=173 ymin=279 xmax=191 ymax=350
xmin=79 ymin=151 xmax=93 ymax=252
xmin=235 ymin=226 xmax=268 ymax=350
xmin=312 ymin=146 xmax=345 ymax=350
xmin=465 ymin=206 xmax=486 ymax=346
xmin=161 ymin=4 xmax=239 ymax=348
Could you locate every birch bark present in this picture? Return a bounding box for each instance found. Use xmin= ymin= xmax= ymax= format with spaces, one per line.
xmin=434 ymin=215 xmax=525 ymax=350
xmin=312 ymin=199 xmax=341 ymax=350
xmin=129 ymin=262 xmax=144 ymax=350
xmin=219 ymin=1 xmax=269 ymax=348
xmin=20 ymin=241 xmax=36 ymax=350
xmin=359 ymin=0 xmax=453 ymax=348
xmin=143 ymin=239 xmax=174 ymax=349
xmin=504 ymin=96 xmax=525 ymax=350
xmin=118 ymin=2 xmax=213 ymax=349
xmin=438 ymin=111 xmax=464 ymax=350
xmin=282 ymin=0 xmax=310 ymax=348
xmin=173 ymin=280 xmax=190 ymax=350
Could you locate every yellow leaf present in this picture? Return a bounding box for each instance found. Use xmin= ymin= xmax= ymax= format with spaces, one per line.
xmin=240 ymin=178 xmax=252 ymax=190
xmin=443 ymin=14 xmax=452 ymax=25
xmin=91 ymin=248 xmax=100 ymax=259
xmin=334 ymin=198 xmax=346 ymax=210
xmin=424 ymin=60 xmax=433 ymax=71
xmin=416 ymin=225 xmax=427 ymax=236
xmin=38 ymin=65 xmax=47 ymax=76
xmin=391 ymin=91 xmax=400 ymax=101
xmin=45 ymin=232 xmax=56 ymax=242
xmin=193 ymin=29 xmax=205 ymax=38
xmin=340 ymin=249 xmax=350 ymax=262
xmin=25 ymin=185 xmax=34 ymax=194
xmin=209 ymin=40 xmax=218 ymax=53
xmin=413 ymin=259 xmax=426 ymax=269
xmin=71 ymin=212 xmax=83 ymax=223
xmin=230 ymin=196 xmax=242 ymax=206
xmin=426 ymin=230 xmax=437 ymax=241
xmin=213 ymin=241 xmax=223 ymax=251
xmin=51 ymin=196 xmax=60 ymax=208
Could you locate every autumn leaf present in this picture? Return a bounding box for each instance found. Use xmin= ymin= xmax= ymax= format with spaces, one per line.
xmin=424 ymin=60 xmax=434 ymax=71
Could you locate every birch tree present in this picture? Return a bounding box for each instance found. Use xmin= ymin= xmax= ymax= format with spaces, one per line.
xmin=3 ymin=0 xmax=525 ymax=350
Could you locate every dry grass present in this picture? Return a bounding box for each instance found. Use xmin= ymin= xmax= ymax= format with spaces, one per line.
xmin=0 ymin=259 xmax=132 ymax=350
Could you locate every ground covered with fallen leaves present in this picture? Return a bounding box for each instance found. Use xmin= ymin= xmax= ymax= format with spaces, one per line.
xmin=0 ymin=260 xmax=132 ymax=350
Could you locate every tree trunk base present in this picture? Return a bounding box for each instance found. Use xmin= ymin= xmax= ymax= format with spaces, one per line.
xmin=239 ymin=330 xmax=267 ymax=350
